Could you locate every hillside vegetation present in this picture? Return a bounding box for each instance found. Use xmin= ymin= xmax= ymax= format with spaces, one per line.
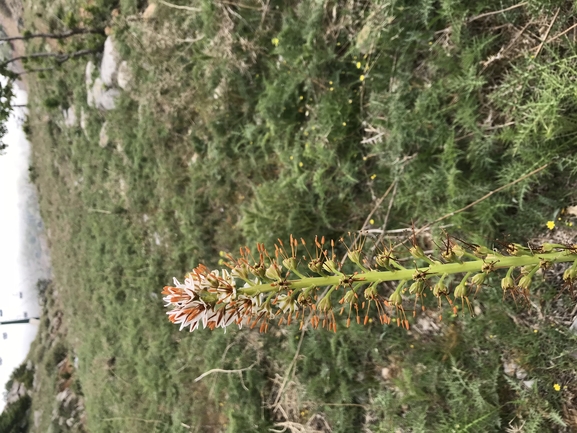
xmin=12 ymin=0 xmax=577 ymax=431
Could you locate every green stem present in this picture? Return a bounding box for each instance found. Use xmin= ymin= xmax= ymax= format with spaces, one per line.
xmin=238 ymin=252 xmax=577 ymax=296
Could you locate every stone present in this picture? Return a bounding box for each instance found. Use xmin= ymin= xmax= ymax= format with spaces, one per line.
xmin=381 ymin=367 xmax=391 ymax=380
xmin=6 ymin=380 xmax=26 ymax=404
xmin=85 ymin=61 xmax=95 ymax=85
xmin=100 ymin=36 xmax=120 ymax=86
xmin=503 ymin=360 xmax=518 ymax=377
xmin=56 ymin=389 xmax=71 ymax=403
xmin=88 ymin=77 xmax=104 ymax=108
xmin=34 ymin=410 xmax=42 ymax=428
xmin=515 ymin=367 xmax=528 ymax=380
xmin=117 ymin=61 xmax=131 ymax=90
xmin=99 ymin=122 xmax=110 ymax=148
xmin=142 ymin=3 xmax=157 ymax=19
xmin=97 ymin=88 xmax=121 ymax=111
xmin=80 ymin=108 xmax=88 ymax=138
xmin=63 ymin=107 xmax=76 ymax=127
xmin=523 ymin=380 xmax=535 ymax=389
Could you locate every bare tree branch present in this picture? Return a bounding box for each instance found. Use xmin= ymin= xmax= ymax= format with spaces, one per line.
xmin=0 ymin=49 xmax=98 ymax=69
xmin=0 ymin=28 xmax=104 ymax=42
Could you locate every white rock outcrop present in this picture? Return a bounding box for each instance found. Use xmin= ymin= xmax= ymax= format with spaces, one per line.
xmin=98 ymin=88 xmax=121 ymax=111
xmin=99 ymin=122 xmax=110 ymax=148
xmin=63 ymin=107 xmax=77 ymax=127
xmin=117 ymin=60 xmax=132 ymax=90
xmin=100 ymin=36 xmax=121 ymax=86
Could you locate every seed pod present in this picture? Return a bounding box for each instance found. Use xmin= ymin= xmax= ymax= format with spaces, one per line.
xmin=265 ymin=263 xmax=282 ymax=281
xmin=409 ymin=280 xmax=425 ymax=295
xmin=474 ymin=245 xmax=493 ymax=257
xmin=452 ymin=244 xmax=466 ymax=258
xmin=389 ymin=290 xmax=403 ymax=306
xmin=322 ymin=259 xmax=339 ymax=274
xmin=364 ymin=284 xmax=378 ymax=299
xmin=433 ymin=276 xmax=448 ymax=297
xmin=308 ymin=260 xmax=324 ymax=274
xmin=375 ymin=253 xmax=390 ymax=268
xmin=282 ymin=257 xmax=298 ymax=272
xmin=347 ymin=250 xmax=362 ymax=265
xmin=454 ymin=282 xmax=468 ymax=299
xmin=563 ymin=268 xmax=572 ymax=281
xmin=409 ymin=245 xmax=425 ymax=259
xmin=471 ymin=273 xmax=486 ymax=286
xmin=501 ymin=276 xmax=515 ymax=291
xmin=518 ymin=275 xmax=532 ymax=290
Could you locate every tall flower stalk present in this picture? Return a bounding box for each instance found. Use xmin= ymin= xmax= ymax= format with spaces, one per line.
xmin=162 ymin=235 xmax=577 ymax=332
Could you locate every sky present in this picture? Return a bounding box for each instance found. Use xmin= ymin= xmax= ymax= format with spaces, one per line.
xmin=0 ymin=82 xmax=48 ymax=411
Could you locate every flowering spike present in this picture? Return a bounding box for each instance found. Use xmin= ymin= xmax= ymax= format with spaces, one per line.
xmin=162 ymin=237 xmax=577 ymax=333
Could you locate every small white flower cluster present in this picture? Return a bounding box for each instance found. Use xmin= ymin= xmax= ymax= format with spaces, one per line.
xmin=162 ymin=265 xmax=275 ymax=332
xmin=162 ymin=266 xmax=238 ymax=331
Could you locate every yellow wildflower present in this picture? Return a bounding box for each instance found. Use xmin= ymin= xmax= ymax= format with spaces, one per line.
xmin=370 ymin=174 xmax=376 ymax=180
xmin=342 ymin=122 xmax=347 ymax=126
xmin=554 ymin=383 xmax=561 ymax=392
xmin=271 ymin=37 xmax=279 ymax=47
xmin=360 ymin=75 xmax=365 ymax=82
xmin=546 ymin=221 xmax=555 ymax=230
xmin=356 ymin=61 xmax=361 ymax=69
xmin=299 ymin=162 xmax=304 ymax=167
xmin=369 ymin=219 xmax=375 ymax=225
